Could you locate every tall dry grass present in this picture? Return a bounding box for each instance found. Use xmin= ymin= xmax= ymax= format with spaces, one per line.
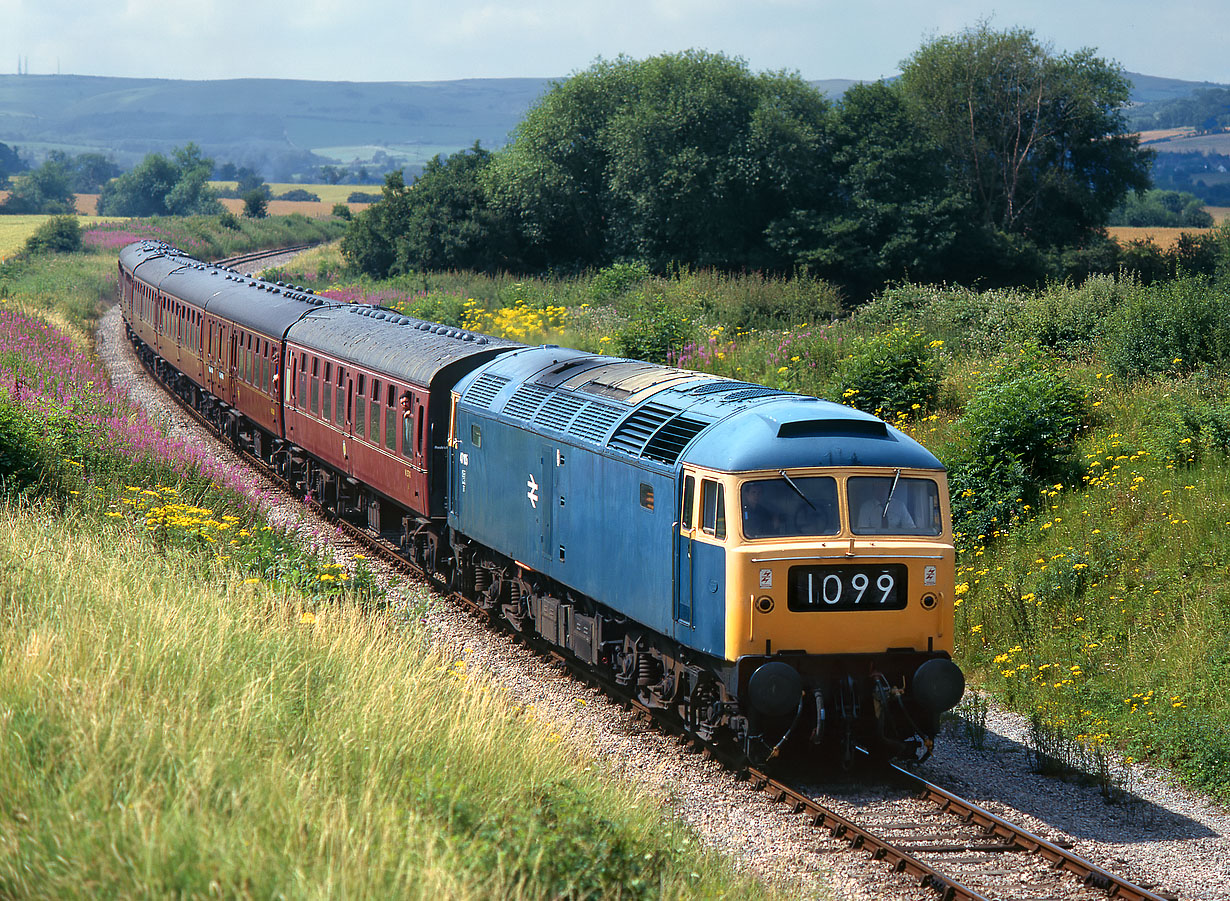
xmin=0 ymin=505 xmax=791 ymax=899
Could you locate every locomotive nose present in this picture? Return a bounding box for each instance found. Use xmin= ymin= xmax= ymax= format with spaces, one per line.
xmin=912 ymin=657 xmax=965 ymax=714
xmin=748 ymin=661 xmax=803 ymax=717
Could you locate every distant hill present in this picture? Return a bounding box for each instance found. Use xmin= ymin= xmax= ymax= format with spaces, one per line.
xmin=0 ymin=71 xmax=1225 ymax=181
xmin=1124 ymin=72 xmax=1230 ymax=104
xmin=0 ymin=74 xmax=553 ymax=179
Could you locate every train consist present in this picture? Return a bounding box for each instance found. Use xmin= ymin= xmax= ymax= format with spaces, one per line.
xmin=118 ymin=241 xmax=964 ymax=763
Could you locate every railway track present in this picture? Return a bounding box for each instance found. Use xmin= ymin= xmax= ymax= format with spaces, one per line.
xmin=212 ymin=243 xmax=317 ymax=271
xmin=122 ymin=257 xmax=1177 ymax=901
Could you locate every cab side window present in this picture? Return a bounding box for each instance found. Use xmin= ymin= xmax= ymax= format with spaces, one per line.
xmin=681 ymin=475 xmax=695 ymax=530
xmin=701 ymin=478 xmax=726 ymax=540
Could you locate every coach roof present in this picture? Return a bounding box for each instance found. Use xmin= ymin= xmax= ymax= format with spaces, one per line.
xmin=285 ymin=305 xmax=521 ymax=388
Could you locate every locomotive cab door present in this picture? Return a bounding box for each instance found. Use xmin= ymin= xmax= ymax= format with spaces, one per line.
xmin=674 ymin=471 xmax=698 ymax=630
xmin=675 ymin=469 xmax=728 ymax=654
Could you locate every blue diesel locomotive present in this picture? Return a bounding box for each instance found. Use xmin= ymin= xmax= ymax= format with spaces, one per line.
xmin=119 ymin=241 xmax=964 ymax=763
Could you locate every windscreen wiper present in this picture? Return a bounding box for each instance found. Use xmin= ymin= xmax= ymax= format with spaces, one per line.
xmin=882 ymin=469 xmax=902 ymax=521
xmin=779 ymin=470 xmax=816 ymax=509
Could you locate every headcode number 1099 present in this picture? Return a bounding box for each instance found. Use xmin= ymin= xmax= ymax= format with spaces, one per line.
xmin=786 ymin=564 xmax=909 ymax=611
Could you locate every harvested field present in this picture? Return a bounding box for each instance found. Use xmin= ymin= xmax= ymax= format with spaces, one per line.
xmin=1107 ymin=225 xmax=1212 ymax=249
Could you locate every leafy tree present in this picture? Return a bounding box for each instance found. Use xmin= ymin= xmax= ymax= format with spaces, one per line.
xmin=789 ymin=81 xmax=969 ymax=297
xmin=898 ymin=24 xmax=1151 ymax=252
xmin=24 ymin=215 xmax=81 ymax=254
xmin=235 ymin=167 xmax=266 ymax=195
xmin=340 ymin=170 xmax=414 ymax=276
xmin=60 ymin=152 xmax=120 ymax=192
xmin=0 ymin=142 xmax=25 ymax=188
xmin=97 ymin=143 xmax=223 ymax=216
xmin=391 ymin=143 xmax=514 ymax=273
xmin=484 ymin=51 xmax=834 ymax=272
xmin=1108 ymin=188 xmax=1213 ymax=227
xmin=0 ymin=156 xmax=75 ymax=213
xmin=320 ymin=165 xmax=344 ymax=185
xmin=242 ymin=190 xmax=268 ymax=218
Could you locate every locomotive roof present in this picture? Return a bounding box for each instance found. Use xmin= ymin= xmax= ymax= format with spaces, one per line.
xmin=454 ymin=345 xmax=944 ymax=472
xmin=285 ymin=305 xmax=520 ymax=389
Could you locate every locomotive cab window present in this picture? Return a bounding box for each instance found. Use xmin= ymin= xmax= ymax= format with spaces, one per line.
xmin=741 ymin=476 xmax=839 ymax=539
xmin=639 ymin=483 xmax=654 ymax=512
xmin=700 ymin=479 xmax=726 ymax=540
xmin=848 ymin=475 xmax=942 ymax=537
xmin=681 ymin=475 xmax=695 ymax=529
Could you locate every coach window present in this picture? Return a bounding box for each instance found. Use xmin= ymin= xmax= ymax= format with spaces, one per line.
xmin=321 ymin=362 xmax=332 ymax=420
xmin=384 ymin=385 xmax=396 ymax=450
xmin=355 ymin=374 xmax=366 ymax=438
xmin=335 ymin=369 xmax=346 ymax=427
xmin=297 ymin=357 xmax=307 ymax=408
xmin=701 ymin=478 xmax=726 ymax=540
xmin=401 ymin=392 xmax=414 ymax=458
xmin=682 ymin=475 xmax=696 ymax=530
xmin=369 ymin=379 xmax=381 ymax=445
xmin=310 ymin=358 xmax=320 ymax=415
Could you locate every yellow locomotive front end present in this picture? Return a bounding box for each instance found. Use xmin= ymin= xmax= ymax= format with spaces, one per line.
xmin=696 ymin=465 xmax=964 ymax=762
xmin=726 ymin=467 xmax=955 ymax=662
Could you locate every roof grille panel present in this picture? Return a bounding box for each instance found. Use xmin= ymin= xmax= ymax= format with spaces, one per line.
xmin=535 ymin=392 xmax=586 ymax=432
xmin=689 ymin=380 xmax=756 ymax=396
xmin=503 ymin=383 xmax=552 ymax=420
xmin=723 ymin=386 xmax=785 ymax=403
xmin=607 ymin=402 xmax=675 ymax=456
xmin=642 ymin=415 xmax=711 ymax=464
xmin=569 ymin=402 xmax=623 ymax=443
xmin=465 ymin=373 xmax=509 ymax=409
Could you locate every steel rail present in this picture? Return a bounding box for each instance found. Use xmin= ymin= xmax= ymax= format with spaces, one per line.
xmin=886 ymin=762 xmax=1174 ymax=901
xmin=211 ymin=243 xmax=317 ymax=270
xmin=123 ymin=316 xmax=1175 ymax=901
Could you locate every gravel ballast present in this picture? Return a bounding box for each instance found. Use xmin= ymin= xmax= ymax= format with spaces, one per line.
xmin=97 ymin=278 xmax=1230 ymax=899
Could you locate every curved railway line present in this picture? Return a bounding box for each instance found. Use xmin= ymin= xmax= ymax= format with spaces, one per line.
xmin=100 ymin=247 xmax=1179 ymax=901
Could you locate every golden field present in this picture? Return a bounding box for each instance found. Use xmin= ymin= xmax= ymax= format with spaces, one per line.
xmin=0 ymin=212 xmax=127 ymax=260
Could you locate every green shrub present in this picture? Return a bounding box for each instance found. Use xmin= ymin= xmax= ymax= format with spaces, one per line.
xmin=961 ymin=348 xmax=1085 ymax=486
xmin=1102 ymin=276 xmax=1230 ymax=378
xmin=944 ymin=348 xmax=1084 ymax=544
xmin=405 ymin=291 xmax=469 ymax=328
xmin=855 ymin=282 xmax=1024 ymax=355
xmin=1015 ymin=274 xmax=1138 ymax=358
xmin=218 ymin=210 xmax=241 ymax=230
xmin=1139 ymin=393 xmax=1207 ymax=467
xmin=331 ymin=202 xmax=352 ymax=220
xmin=835 ymin=328 xmax=941 ymax=417
xmin=24 ymin=215 xmax=82 ymax=255
xmin=615 ymin=295 xmax=694 ymax=364
xmin=944 ymin=452 xmax=1030 ymax=547
xmin=589 ymin=261 xmax=650 ymax=304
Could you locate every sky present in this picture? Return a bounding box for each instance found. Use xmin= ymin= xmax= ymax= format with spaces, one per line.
xmin=2 ymin=0 xmax=1227 ymax=86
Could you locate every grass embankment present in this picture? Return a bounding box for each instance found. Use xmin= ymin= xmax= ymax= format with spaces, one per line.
xmin=0 ymin=507 xmax=777 ymax=899
xmin=0 ymin=234 xmax=804 ymax=897
xmin=269 ymin=244 xmax=1230 ymax=799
